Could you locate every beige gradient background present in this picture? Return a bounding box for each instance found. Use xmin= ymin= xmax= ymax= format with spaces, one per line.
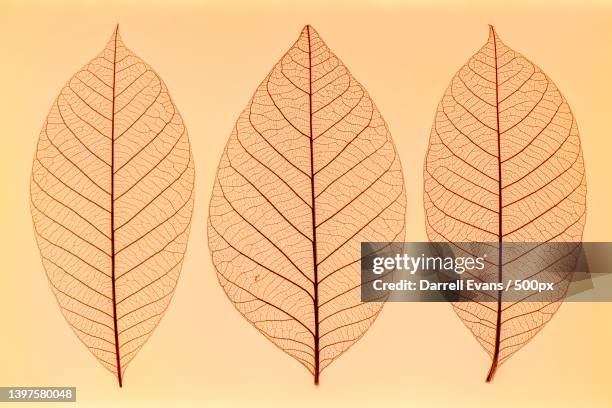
xmin=1 ymin=0 xmax=611 ymax=407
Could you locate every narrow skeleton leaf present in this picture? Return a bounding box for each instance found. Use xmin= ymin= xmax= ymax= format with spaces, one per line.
xmin=424 ymin=26 xmax=586 ymax=381
xmin=30 ymin=26 xmax=195 ymax=386
xmin=208 ymin=25 xmax=406 ymax=384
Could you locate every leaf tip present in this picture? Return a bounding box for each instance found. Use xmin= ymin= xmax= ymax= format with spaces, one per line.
xmin=487 ymin=24 xmax=504 ymax=44
xmin=300 ymin=24 xmax=320 ymax=41
xmin=488 ymin=24 xmax=497 ymax=39
xmin=107 ymin=23 xmax=122 ymax=46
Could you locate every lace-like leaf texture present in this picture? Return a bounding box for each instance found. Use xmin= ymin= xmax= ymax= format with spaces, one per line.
xmin=208 ymin=25 xmax=406 ymax=384
xmin=30 ymin=26 xmax=195 ymax=386
xmin=424 ymin=26 xmax=586 ymax=381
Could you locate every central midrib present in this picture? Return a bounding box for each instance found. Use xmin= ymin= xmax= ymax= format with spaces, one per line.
xmin=305 ymin=26 xmax=321 ymax=386
xmin=488 ymin=27 xmax=504 ymax=383
xmin=109 ymin=27 xmax=123 ymax=388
